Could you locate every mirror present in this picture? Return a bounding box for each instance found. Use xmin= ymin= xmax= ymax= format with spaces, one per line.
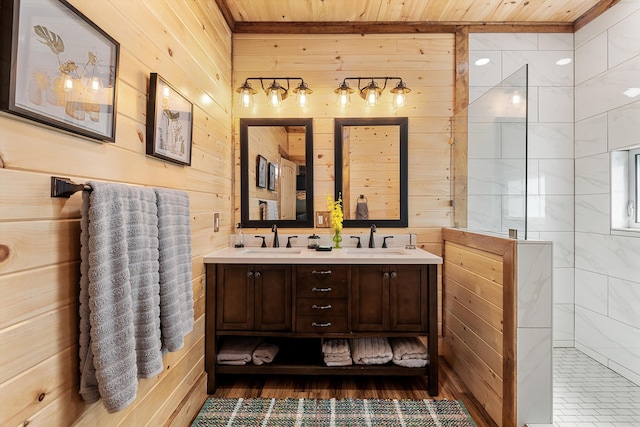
xmin=334 ymin=117 xmax=408 ymax=227
xmin=240 ymin=118 xmax=314 ymax=228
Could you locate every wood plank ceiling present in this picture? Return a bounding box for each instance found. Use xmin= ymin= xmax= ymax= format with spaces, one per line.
xmin=215 ymin=0 xmax=620 ymax=33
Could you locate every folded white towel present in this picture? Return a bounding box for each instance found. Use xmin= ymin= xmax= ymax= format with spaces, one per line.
xmin=217 ymin=337 xmax=264 ymax=365
xmin=322 ymin=339 xmax=350 ymax=356
xmin=252 ymin=342 xmax=279 ymax=365
xmin=393 ymin=358 xmax=428 ymax=368
xmin=350 ymin=337 xmax=393 ymax=365
xmin=325 ymin=357 xmax=353 ymax=367
xmin=390 ymin=337 xmax=429 ymax=361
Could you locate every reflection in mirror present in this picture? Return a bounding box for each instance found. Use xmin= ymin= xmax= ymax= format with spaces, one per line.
xmin=240 ymin=118 xmax=314 ymax=228
xmin=335 ymin=117 xmax=408 ymax=227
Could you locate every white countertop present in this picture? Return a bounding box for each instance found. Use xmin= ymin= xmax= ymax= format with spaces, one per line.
xmin=203 ymin=246 xmax=443 ymax=265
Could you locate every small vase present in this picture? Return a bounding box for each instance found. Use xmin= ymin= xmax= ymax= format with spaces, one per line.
xmin=332 ymin=230 xmax=342 ymax=248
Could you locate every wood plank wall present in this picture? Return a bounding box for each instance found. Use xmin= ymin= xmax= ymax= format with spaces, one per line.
xmin=233 ymin=33 xmax=455 ymax=338
xmin=442 ymin=228 xmax=517 ymax=427
xmin=0 ymin=1 xmax=233 ymax=425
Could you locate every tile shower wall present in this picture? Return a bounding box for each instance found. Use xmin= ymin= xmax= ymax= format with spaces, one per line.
xmin=574 ymin=0 xmax=640 ymax=386
xmin=468 ymin=32 xmax=576 ymax=347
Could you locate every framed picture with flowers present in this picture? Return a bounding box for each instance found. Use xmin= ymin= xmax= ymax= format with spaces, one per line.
xmin=0 ymin=0 xmax=120 ymax=142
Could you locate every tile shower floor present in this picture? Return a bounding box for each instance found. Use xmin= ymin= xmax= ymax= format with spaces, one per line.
xmin=553 ymin=347 xmax=640 ymax=426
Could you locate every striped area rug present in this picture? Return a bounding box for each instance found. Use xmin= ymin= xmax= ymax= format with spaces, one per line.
xmin=191 ymin=397 xmax=477 ymax=426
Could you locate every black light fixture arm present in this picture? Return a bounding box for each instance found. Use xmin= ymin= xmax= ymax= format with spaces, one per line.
xmin=241 ymin=77 xmax=308 ymax=91
xmin=340 ymin=76 xmax=405 ymax=92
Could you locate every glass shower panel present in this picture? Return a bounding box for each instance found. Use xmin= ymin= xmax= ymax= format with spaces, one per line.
xmin=453 ymin=65 xmax=529 ymax=239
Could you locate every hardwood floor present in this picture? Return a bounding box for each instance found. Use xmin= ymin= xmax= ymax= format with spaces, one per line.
xmin=208 ymin=356 xmax=498 ymax=427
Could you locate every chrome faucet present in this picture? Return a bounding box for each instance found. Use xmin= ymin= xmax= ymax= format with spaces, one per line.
xmin=368 ymin=224 xmax=377 ymax=248
xmin=271 ymin=224 xmax=279 ymax=247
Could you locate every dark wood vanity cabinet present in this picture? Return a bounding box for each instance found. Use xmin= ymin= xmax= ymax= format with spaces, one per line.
xmin=216 ymin=264 xmax=291 ymax=331
xmin=206 ymin=262 xmax=438 ymax=396
xmin=352 ymin=265 xmax=428 ymax=332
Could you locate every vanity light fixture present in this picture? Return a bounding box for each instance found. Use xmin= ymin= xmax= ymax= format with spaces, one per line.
xmin=235 ymin=77 xmax=312 ymax=108
xmin=334 ymin=77 xmax=411 ymax=108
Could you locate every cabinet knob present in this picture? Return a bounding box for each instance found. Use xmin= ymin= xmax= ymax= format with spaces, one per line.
xmin=254 ymin=271 xmax=261 ymax=278
xmin=382 ymin=272 xmax=389 ymax=278
xmin=311 ymin=322 xmax=331 ymax=328
xmin=247 ymin=271 xmax=253 ymax=277
xmin=311 ymin=287 xmax=332 ymax=293
xmin=390 ymin=271 xmax=397 ymax=279
xmin=312 ymin=304 xmax=332 ymax=310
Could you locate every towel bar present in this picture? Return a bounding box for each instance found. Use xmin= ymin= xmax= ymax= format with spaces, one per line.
xmin=51 ymin=176 xmax=92 ymax=198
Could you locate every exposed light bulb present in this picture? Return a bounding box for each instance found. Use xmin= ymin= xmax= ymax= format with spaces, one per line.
xmin=512 ymin=93 xmax=521 ymax=105
xmin=297 ymin=90 xmax=308 ymax=107
xmin=240 ymin=89 xmax=253 ymax=107
xmin=89 ymin=77 xmax=102 ymax=93
xmin=163 ymin=86 xmax=171 ymax=98
xmin=394 ymin=92 xmax=406 ymax=108
xmin=268 ymin=88 xmax=282 ymax=107
xmin=63 ymin=75 xmax=74 ymax=91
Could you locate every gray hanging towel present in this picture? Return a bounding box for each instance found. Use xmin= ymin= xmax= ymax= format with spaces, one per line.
xmin=356 ymin=195 xmax=369 ymax=220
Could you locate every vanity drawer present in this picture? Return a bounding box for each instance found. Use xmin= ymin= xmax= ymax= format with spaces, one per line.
xmin=296 ymin=298 xmax=347 ymax=316
xmin=295 ymin=315 xmax=349 ymax=333
xmin=296 ymin=266 xmax=348 ymax=298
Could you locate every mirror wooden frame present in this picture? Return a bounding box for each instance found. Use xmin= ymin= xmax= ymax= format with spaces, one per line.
xmin=334 ymin=117 xmax=408 ymax=228
xmin=240 ymin=117 xmax=314 ymax=228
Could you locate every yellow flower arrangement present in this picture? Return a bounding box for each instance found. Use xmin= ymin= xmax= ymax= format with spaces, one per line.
xmin=327 ymin=193 xmax=343 ymax=232
xmin=327 ymin=193 xmax=344 ymax=247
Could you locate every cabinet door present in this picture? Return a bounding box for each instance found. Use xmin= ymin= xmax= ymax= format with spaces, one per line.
xmin=216 ymin=264 xmax=254 ymax=330
xmin=254 ymin=265 xmax=292 ymax=331
xmin=351 ymin=265 xmax=388 ymax=331
xmin=389 ymin=265 xmax=428 ymax=331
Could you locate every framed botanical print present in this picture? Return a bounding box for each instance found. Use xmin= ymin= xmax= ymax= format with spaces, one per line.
xmin=0 ymin=0 xmax=120 ymax=142
xmin=146 ymin=73 xmax=193 ymax=166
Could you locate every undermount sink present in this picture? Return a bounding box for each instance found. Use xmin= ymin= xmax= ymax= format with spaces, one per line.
xmin=345 ymin=248 xmax=408 ymax=255
xmin=241 ymin=248 xmax=303 ymax=255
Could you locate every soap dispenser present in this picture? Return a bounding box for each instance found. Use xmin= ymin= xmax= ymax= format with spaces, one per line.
xmin=234 ymin=223 xmax=244 ymax=248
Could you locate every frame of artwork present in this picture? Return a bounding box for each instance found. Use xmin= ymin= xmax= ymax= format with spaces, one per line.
xmin=256 ymin=155 xmax=267 ymax=188
xmin=0 ymin=0 xmax=120 ymax=142
xmin=268 ymin=162 xmax=276 ymax=191
xmin=146 ymin=73 xmax=193 ymax=166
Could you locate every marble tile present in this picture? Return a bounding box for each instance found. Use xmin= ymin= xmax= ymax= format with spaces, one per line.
xmin=538 ymin=87 xmax=574 ymax=123
xmin=470 ymin=32 xmax=538 ymax=51
xmin=517 ymin=242 xmax=553 ymax=327
xmin=575 ymin=55 xmax=640 ymax=121
xmin=538 ymin=33 xmax=574 ymax=51
xmin=553 ymin=267 xmax=575 ymax=304
xmin=503 ymin=51 xmax=574 ymax=87
xmin=501 ymin=122 xmax=527 ymax=159
xmin=605 ymin=234 xmax=640 ymax=284
xmin=539 ymin=231 xmax=574 ymax=268
xmin=608 ymin=9 xmax=640 ymax=68
xmin=528 ymin=159 xmax=540 ymax=196
xmin=575 ymin=113 xmax=608 ymax=158
xmin=501 ymin=195 xmax=526 ymax=233
xmin=575 ymin=0 xmax=640 ymax=48
xmin=528 ymin=123 xmax=574 ymax=159
xmin=538 ymin=159 xmax=574 ymax=196
xmin=467 ymin=195 xmax=503 ymax=231
xmin=575 ymin=32 xmax=608 ymax=85
xmin=575 ymin=194 xmax=610 ymax=234
xmin=608 ymin=276 xmax=640 ymax=329
xmin=554 ymin=303 xmax=575 ymax=343
xmin=575 ymin=268 xmax=608 ymax=316
xmin=517 ymin=328 xmax=553 ymax=427
xmin=469 ymin=51 xmax=502 ymax=87
xmin=608 ymin=100 xmax=640 ymax=151
xmin=527 ymin=195 xmax=574 ymax=232
xmin=468 ymin=159 xmax=526 ymax=195
xmin=575 ymin=306 xmax=640 ymax=379
xmin=574 ymin=153 xmax=610 ymax=195
xmin=526 ymin=86 xmax=539 ymax=124
xmin=468 ymin=122 xmax=501 ymax=159
xmin=469 ymin=86 xmax=492 ymax=103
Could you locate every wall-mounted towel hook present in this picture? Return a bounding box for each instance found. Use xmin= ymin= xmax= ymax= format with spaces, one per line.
xmin=51 ymin=176 xmax=92 ymax=198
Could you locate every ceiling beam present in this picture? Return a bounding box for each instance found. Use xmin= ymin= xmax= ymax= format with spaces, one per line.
xmin=231 ymin=21 xmax=574 ymax=34
xmin=214 ymin=0 xmax=236 ymax=31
